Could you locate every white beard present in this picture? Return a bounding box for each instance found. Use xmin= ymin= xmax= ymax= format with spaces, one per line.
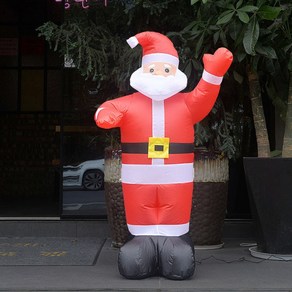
xmin=130 ymin=68 xmax=188 ymax=101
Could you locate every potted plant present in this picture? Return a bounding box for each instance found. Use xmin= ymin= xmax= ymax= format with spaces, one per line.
xmin=181 ymin=0 xmax=292 ymax=255
xmin=190 ymin=97 xmax=237 ymax=248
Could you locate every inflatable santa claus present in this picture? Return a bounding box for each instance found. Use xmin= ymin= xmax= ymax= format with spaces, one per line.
xmin=95 ymin=31 xmax=233 ymax=280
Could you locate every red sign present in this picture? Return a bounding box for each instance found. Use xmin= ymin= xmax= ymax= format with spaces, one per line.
xmin=54 ymin=0 xmax=107 ymax=9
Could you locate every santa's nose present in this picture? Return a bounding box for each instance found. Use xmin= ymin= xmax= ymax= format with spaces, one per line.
xmin=154 ymin=70 xmax=163 ymax=75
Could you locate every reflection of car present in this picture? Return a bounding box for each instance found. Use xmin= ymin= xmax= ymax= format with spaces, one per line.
xmin=63 ymin=159 xmax=105 ymax=190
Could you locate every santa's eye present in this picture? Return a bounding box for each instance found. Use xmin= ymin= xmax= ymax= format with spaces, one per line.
xmin=165 ymin=68 xmax=170 ymax=73
xmin=150 ymin=68 xmax=154 ymax=73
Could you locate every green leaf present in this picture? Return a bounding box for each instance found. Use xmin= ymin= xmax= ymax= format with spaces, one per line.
xmin=183 ymin=60 xmax=193 ymax=78
xmin=255 ymin=44 xmax=277 ymax=59
xmin=237 ymin=51 xmax=246 ymax=62
xmin=219 ymin=30 xmax=228 ymax=47
xmin=256 ymin=0 xmax=265 ymax=8
xmin=258 ymin=5 xmax=282 ymax=20
xmin=283 ymin=43 xmax=292 ymax=54
xmin=213 ymin=31 xmax=220 ymax=44
xmin=243 ymin=16 xmax=259 ymax=55
xmin=229 ymin=20 xmax=243 ymax=41
xmin=202 ymin=0 xmax=208 ymax=4
xmin=183 ymin=20 xmax=198 ymax=32
xmin=216 ymin=11 xmax=235 ymax=25
xmin=195 ymin=32 xmax=205 ymax=58
xmin=233 ymin=70 xmax=244 ymax=84
xmin=191 ymin=0 xmax=200 ymax=5
xmin=288 ymin=56 xmax=292 ymax=71
xmin=236 ymin=0 xmax=243 ymax=9
xmin=265 ymin=58 xmax=275 ymax=74
xmin=237 ymin=11 xmax=250 ymax=23
xmin=238 ymin=5 xmax=258 ymax=13
xmin=227 ymin=4 xmax=235 ymax=10
xmin=218 ymin=9 xmax=235 ymax=18
xmin=270 ymin=150 xmax=282 ymax=157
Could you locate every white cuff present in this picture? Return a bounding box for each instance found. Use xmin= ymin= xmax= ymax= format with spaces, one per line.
xmin=94 ymin=107 xmax=104 ymax=121
xmin=126 ymin=36 xmax=139 ymax=48
xmin=202 ymin=70 xmax=223 ymax=85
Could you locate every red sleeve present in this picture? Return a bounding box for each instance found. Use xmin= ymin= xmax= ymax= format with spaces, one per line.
xmin=184 ymin=78 xmax=220 ymax=124
xmin=94 ymin=94 xmax=133 ymax=129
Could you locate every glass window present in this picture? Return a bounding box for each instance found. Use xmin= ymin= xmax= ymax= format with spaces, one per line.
xmin=0 ymin=69 xmax=18 ymax=111
xmin=63 ymin=70 xmax=99 ymax=112
xmin=62 ymin=112 xmax=107 ymax=218
xmin=0 ymin=1 xmax=19 ymax=23
xmin=0 ymin=113 xmax=61 ymax=217
xmin=0 ymin=26 xmax=18 ymax=67
xmin=47 ymin=69 xmax=62 ymax=111
xmin=20 ymin=0 xmax=45 ymax=24
xmin=47 ymin=49 xmax=63 ymax=67
xmin=20 ymin=35 xmax=45 ymax=67
xmin=21 ymin=69 xmax=44 ymax=111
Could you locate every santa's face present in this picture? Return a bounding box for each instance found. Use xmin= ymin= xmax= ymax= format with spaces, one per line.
xmin=130 ymin=62 xmax=187 ymax=101
xmin=143 ymin=62 xmax=177 ymax=77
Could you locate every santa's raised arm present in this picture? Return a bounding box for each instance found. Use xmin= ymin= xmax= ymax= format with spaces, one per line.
xmin=95 ymin=31 xmax=233 ymax=128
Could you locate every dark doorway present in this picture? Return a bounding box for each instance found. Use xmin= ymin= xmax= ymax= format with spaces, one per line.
xmin=0 ymin=0 xmax=63 ymax=217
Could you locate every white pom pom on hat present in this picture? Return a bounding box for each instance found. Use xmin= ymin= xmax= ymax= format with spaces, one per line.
xmin=126 ymin=31 xmax=179 ymax=67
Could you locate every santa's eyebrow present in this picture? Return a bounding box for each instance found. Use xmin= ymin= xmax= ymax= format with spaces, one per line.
xmin=164 ymin=64 xmax=172 ymax=69
xmin=148 ymin=64 xmax=155 ymax=69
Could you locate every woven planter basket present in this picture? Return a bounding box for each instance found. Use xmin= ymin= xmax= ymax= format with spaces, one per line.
xmin=104 ymin=147 xmax=129 ymax=247
xmin=104 ymin=147 xmax=228 ymax=247
xmin=190 ymin=153 xmax=229 ymax=246
xmin=190 ymin=182 xmax=228 ymax=246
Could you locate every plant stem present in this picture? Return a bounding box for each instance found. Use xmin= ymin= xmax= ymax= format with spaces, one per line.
xmin=247 ymin=67 xmax=270 ymax=157
xmin=282 ymin=71 xmax=292 ymax=158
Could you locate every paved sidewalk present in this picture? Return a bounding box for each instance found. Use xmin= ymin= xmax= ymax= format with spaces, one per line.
xmin=0 ymin=237 xmax=292 ymax=291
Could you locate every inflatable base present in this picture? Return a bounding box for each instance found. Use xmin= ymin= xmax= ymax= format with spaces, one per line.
xmin=118 ymin=233 xmax=195 ymax=280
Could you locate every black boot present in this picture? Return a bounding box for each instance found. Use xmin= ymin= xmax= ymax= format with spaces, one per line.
xmin=118 ymin=236 xmax=158 ymax=279
xmin=158 ymin=233 xmax=195 ymax=280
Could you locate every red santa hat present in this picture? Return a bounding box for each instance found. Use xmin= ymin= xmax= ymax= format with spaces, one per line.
xmin=127 ymin=31 xmax=179 ymax=67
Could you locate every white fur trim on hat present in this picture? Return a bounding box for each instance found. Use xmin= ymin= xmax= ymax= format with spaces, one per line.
xmin=126 ymin=36 xmax=139 ymax=48
xmin=142 ymin=53 xmax=179 ymax=67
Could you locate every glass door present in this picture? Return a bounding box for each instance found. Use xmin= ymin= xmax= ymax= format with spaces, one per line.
xmin=61 ymin=70 xmax=107 ymax=218
xmin=0 ymin=0 xmax=62 ymax=217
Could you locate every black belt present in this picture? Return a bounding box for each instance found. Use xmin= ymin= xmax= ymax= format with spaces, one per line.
xmin=121 ymin=142 xmax=194 ymax=154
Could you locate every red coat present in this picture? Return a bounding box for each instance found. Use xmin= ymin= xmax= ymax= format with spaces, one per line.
xmin=95 ymin=78 xmax=221 ymax=236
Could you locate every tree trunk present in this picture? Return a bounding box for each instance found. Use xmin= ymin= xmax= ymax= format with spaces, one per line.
xmin=247 ymin=68 xmax=270 ymax=157
xmin=282 ymin=71 xmax=292 ymax=158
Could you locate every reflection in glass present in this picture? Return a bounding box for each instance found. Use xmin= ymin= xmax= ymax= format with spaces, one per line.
xmin=63 ymin=159 xmax=104 ymax=191
xmin=61 ymin=115 xmax=107 ymax=217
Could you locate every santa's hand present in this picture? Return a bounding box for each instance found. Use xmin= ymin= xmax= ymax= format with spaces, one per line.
xmin=203 ymin=48 xmax=233 ymax=77
xmin=94 ymin=107 xmax=123 ymax=129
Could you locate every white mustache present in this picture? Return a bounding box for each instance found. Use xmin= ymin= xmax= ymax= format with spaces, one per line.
xmin=130 ymin=68 xmax=187 ymax=101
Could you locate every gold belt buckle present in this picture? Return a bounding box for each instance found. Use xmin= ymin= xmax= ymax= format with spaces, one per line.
xmin=148 ymin=137 xmax=170 ymax=159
